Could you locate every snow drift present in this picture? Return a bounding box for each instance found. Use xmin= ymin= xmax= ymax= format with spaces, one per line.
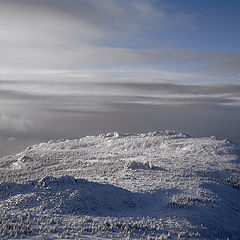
xmin=0 ymin=130 xmax=240 ymax=239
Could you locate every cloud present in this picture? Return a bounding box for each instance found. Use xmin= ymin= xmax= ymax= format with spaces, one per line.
xmin=1 ymin=77 xmax=240 ymax=110
xmin=122 ymin=96 xmax=240 ymax=106
xmin=196 ymin=60 xmax=240 ymax=80
xmin=1 ymin=46 xmax=239 ymax=85
xmin=0 ymin=0 xmax=193 ymax=43
xmin=0 ymin=0 xmax=239 ymax=84
xmin=0 ymin=89 xmax=45 ymax=101
xmin=0 ymin=114 xmax=32 ymax=132
xmin=0 ymin=0 xmax=196 ymax=73
xmin=99 ymin=82 xmax=240 ymax=96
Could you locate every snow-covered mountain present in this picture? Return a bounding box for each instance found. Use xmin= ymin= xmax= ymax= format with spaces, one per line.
xmin=1 ymin=130 xmax=240 ymax=239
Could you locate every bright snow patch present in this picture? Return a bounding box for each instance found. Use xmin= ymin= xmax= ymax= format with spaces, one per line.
xmin=0 ymin=130 xmax=240 ymax=239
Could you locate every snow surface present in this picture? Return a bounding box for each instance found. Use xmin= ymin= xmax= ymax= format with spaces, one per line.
xmin=0 ymin=130 xmax=240 ymax=239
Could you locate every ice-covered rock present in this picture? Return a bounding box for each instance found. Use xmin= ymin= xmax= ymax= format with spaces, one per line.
xmin=124 ymin=160 xmax=153 ymax=170
xmin=0 ymin=130 xmax=240 ymax=239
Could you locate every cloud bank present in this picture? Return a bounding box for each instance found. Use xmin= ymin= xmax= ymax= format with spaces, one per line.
xmin=0 ymin=114 xmax=32 ymax=133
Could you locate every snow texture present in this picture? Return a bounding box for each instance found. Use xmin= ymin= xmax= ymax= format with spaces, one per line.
xmin=0 ymin=130 xmax=240 ymax=239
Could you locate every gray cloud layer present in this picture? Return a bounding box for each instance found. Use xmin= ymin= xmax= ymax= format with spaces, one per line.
xmin=1 ymin=77 xmax=240 ymax=157
xmin=99 ymin=82 xmax=240 ymax=96
xmin=1 ymin=79 xmax=240 ymax=106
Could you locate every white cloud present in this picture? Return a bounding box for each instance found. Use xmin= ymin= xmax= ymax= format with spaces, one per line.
xmin=0 ymin=0 xmax=239 ymax=84
xmin=0 ymin=114 xmax=32 ymax=132
xmin=0 ymin=0 xmax=196 ymax=73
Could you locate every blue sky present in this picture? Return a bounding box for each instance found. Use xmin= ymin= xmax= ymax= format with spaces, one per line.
xmin=108 ymin=0 xmax=240 ymax=52
xmin=0 ymin=0 xmax=240 ymax=156
xmin=159 ymin=0 xmax=240 ymax=52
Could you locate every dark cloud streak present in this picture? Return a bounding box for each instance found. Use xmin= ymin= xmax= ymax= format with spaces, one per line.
xmin=98 ymin=82 xmax=240 ymax=95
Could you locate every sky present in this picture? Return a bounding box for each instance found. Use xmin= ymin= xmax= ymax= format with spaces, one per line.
xmin=0 ymin=0 xmax=240 ymax=156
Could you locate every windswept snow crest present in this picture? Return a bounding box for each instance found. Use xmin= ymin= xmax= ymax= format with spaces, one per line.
xmin=0 ymin=130 xmax=240 ymax=239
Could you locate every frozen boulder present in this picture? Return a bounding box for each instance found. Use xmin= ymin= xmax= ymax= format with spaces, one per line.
xmin=124 ymin=160 xmax=153 ymax=170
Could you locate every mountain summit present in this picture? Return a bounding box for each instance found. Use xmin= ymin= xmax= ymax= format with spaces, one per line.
xmin=1 ymin=131 xmax=240 ymax=239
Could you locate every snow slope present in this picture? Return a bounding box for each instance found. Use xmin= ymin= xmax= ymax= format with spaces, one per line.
xmin=0 ymin=130 xmax=240 ymax=239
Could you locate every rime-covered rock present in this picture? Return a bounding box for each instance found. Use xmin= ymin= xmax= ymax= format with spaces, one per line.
xmin=0 ymin=130 xmax=240 ymax=239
